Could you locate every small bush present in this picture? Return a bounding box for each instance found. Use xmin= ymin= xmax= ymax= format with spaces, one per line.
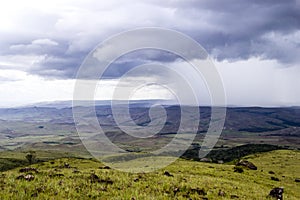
xmin=25 ymin=153 xmax=36 ymax=165
xmin=234 ymin=166 xmax=244 ymax=173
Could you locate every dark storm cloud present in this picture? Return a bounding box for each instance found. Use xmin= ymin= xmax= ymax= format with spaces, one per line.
xmin=1 ymin=0 xmax=299 ymax=79
xmin=29 ymin=54 xmax=83 ymax=78
xmin=100 ymin=50 xmax=184 ymax=79
xmin=172 ymin=0 xmax=300 ymax=62
xmin=1 ymin=36 xmax=85 ymax=78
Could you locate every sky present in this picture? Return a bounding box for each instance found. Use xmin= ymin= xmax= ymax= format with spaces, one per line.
xmin=0 ymin=0 xmax=300 ymax=107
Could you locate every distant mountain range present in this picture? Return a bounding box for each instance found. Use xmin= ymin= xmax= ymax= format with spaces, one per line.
xmin=22 ymin=99 xmax=178 ymax=109
xmin=0 ymin=100 xmax=300 ymax=134
xmin=0 ymin=100 xmax=300 ymax=152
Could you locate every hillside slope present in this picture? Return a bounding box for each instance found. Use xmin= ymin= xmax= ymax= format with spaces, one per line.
xmin=0 ymin=150 xmax=299 ymax=199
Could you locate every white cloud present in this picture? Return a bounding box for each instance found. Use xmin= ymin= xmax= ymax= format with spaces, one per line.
xmin=216 ymin=57 xmax=300 ymax=106
xmin=9 ymin=38 xmax=59 ymax=53
xmin=32 ymin=39 xmax=58 ymax=46
xmin=0 ymin=55 xmax=46 ymax=70
xmin=0 ymin=69 xmax=75 ymax=107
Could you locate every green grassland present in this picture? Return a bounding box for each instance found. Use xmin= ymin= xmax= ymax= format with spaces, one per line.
xmin=0 ymin=150 xmax=90 ymax=172
xmin=0 ymin=150 xmax=299 ymax=199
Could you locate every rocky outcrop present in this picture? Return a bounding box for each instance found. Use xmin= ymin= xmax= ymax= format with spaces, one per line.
xmin=236 ymin=160 xmax=257 ymax=170
xmin=269 ymin=187 xmax=283 ymax=200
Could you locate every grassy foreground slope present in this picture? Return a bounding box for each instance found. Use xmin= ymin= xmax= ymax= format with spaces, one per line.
xmin=0 ymin=150 xmax=299 ymax=199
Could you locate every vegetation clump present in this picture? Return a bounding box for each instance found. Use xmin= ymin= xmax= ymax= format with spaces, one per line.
xmin=233 ymin=166 xmax=244 ymax=173
xmin=25 ymin=152 xmax=36 ymax=165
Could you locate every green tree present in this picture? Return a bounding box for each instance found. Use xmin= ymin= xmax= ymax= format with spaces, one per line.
xmin=25 ymin=153 xmax=36 ymax=165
